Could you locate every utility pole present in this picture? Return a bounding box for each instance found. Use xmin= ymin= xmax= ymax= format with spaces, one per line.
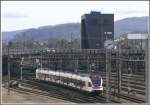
xmin=75 ymin=59 xmax=78 ymax=74
xmin=59 ymin=58 xmax=62 ymax=84
xmin=7 ymin=41 xmax=13 ymax=95
xmin=106 ymin=49 xmax=111 ymax=103
xmin=40 ymin=50 xmax=43 ymax=69
xmin=20 ymin=57 xmax=24 ymax=81
xmin=20 ymin=63 xmax=23 ymax=81
xmin=7 ymin=46 xmax=10 ymax=95
xmin=127 ymin=67 xmax=132 ymax=94
xmin=118 ymin=43 xmax=122 ymax=93
xmin=104 ymin=37 xmax=114 ymax=103
xmin=87 ymin=56 xmax=90 ymax=75
xmin=146 ymin=33 xmax=149 ymax=103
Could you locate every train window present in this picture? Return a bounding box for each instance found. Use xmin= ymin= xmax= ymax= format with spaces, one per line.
xmin=88 ymin=82 xmax=92 ymax=87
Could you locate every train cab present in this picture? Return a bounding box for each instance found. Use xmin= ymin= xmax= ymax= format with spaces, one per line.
xmin=90 ymin=75 xmax=103 ymax=94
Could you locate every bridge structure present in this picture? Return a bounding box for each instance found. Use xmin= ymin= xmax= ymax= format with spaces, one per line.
xmin=2 ymin=48 xmax=118 ymax=74
xmin=2 ymin=48 xmax=145 ymax=74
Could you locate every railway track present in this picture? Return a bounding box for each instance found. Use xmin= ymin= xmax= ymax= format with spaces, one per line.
xmin=2 ymin=71 xmax=146 ymax=103
xmin=98 ymin=73 xmax=146 ymax=102
xmin=16 ymin=79 xmax=107 ymax=103
xmin=3 ymin=78 xmax=145 ymax=103
xmin=4 ymin=85 xmax=99 ymax=103
xmin=10 ymin=87 xmax=89 ymax=103
xmin=101 ymin=73 xmax=146 ymax=96
xmin=20 ymin=79 xmax=145 ymax=103
xmin=116 ymin=94 xmax=145 ymax=103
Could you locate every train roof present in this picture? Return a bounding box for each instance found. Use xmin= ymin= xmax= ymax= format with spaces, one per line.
xmin=36 ymin=69 xmax=92 ymax=81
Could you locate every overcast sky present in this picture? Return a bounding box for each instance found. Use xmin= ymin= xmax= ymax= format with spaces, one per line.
xmin=1 ymin=1 xmax=149 ymax=32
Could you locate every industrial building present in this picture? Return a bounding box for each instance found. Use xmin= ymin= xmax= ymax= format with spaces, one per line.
xmin=115 ymin=33 xmax=148 ymax=75
xmin=116 ymin=33 xmax=148 ymax=50
xmin=81 ymin=11 xmax=114 ymax=49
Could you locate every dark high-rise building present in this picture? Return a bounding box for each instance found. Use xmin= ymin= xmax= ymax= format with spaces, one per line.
xmin=81 ymin=11 xmax=114 ymax=49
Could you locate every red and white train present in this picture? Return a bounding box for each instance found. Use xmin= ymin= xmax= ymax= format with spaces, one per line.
xmin=36 ymin=69 xmax=103 ymax=94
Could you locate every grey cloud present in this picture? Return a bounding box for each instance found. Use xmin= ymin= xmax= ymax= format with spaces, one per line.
xmin=116 ymin=9 xmax=148 ymax=14
xmin=2 ymin=12 xmax=29 ymax=19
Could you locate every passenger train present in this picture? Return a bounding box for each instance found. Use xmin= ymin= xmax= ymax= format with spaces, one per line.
xmin=36 ymin=69 xmax=103 ymax=94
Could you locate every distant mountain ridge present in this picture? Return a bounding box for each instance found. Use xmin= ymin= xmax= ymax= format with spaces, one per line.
xmin=114 ymin=16 xmax=148 ymax=37
xmin=2 ymin=16 xmax=148 ymax=42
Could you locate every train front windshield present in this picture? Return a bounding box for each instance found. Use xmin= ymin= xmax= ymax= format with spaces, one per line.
xmin=91 ymin=79 xmax=101 ymax=86
xmin=90 ymin=75 xmax=101 ymax=86
xmin=92 ymin=79 xmax=101 ymax=84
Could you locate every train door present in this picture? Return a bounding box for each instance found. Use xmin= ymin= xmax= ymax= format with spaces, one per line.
xmin=85 ymin=81 xmax=88 ymax=91
xmin=85 ymin=81 xmax=93 ymax=92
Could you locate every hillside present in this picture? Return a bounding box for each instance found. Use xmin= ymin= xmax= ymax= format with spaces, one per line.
xmin=114 ymin=16 xmax=148 ymax=37
xmin=2 ymin=16 xmax=148 ymax=42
